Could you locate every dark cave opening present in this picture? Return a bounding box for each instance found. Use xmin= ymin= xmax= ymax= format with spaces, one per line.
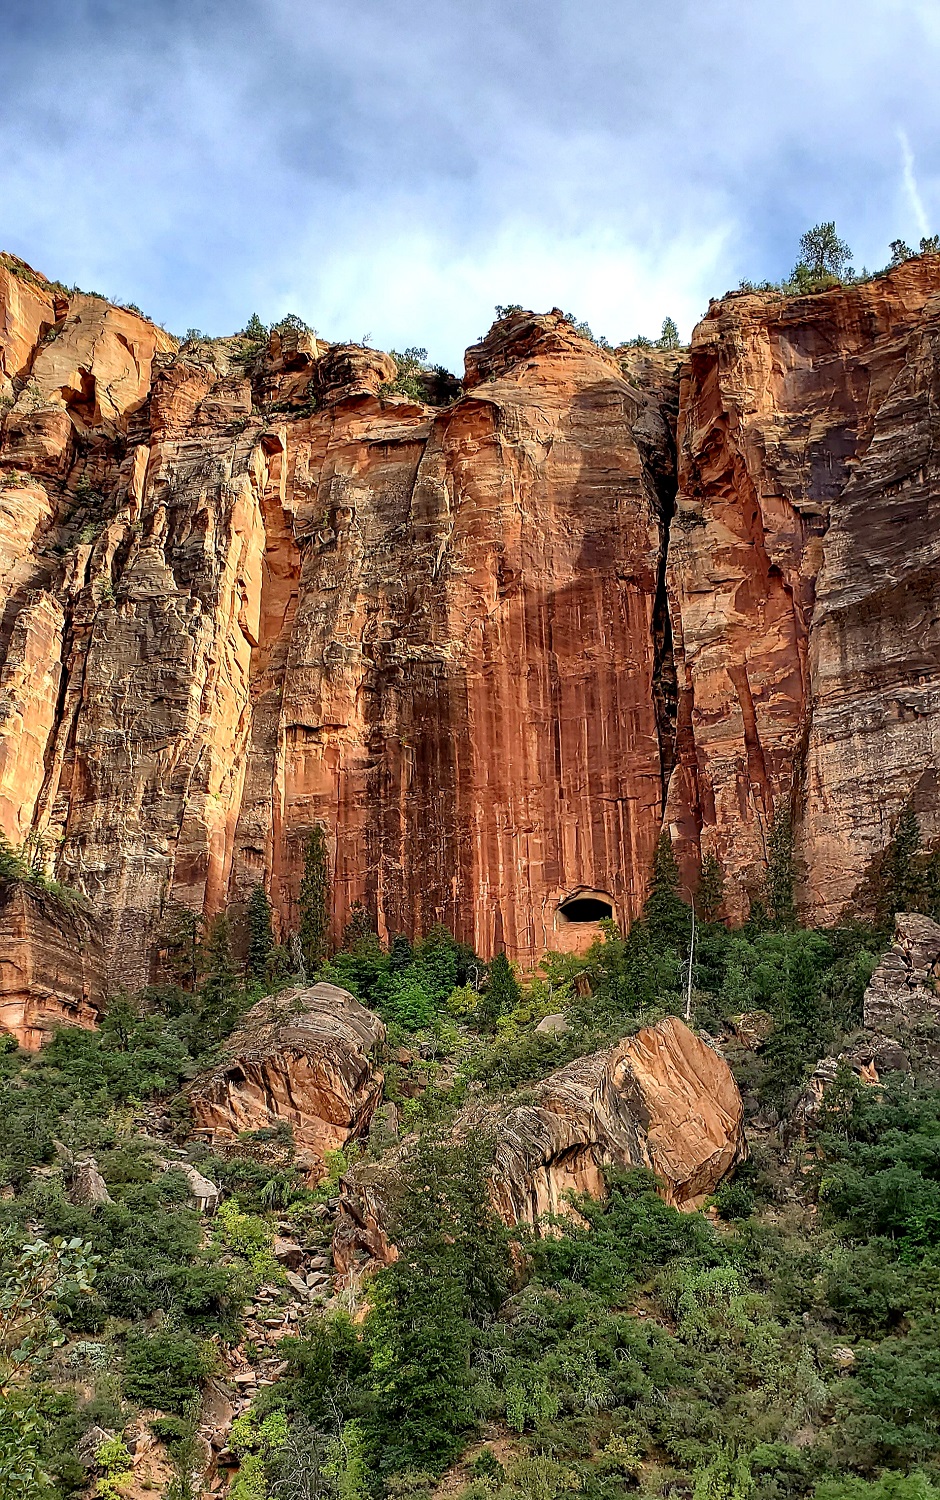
xmin=558 ymin=895 xmax=614 ymax=923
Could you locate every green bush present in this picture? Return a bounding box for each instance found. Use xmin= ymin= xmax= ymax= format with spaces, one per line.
xmin=122 ymin=1329 xmax=215 ymax=1413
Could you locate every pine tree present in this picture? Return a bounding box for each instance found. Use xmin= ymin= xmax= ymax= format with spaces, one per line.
xmin=389 ymin=934 xmax=413 ymax=972
xmin=763 ymin=803 xmax=796 ymax=928
xmin=299 ymin=825 xmax=331 ymax=973
xmin=883 ymin=802 xmax=923 ymax=916
xmin=477 ymin=951 xmax=521 ymax=1031
xmin=199 ymin=911 xmax=236 ymax=1009
xmin=645 ymin=832 xmax=690 ymax=950
xmin=698 ymin=852 xmax=725 ymax=922
xmin=366 ymin=1131 xmax=509 ymax=1471
xmin=246 ymin=884 xmax=274 ymax=980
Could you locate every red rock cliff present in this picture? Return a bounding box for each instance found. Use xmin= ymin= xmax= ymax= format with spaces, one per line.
xmin=1 ymin=251 xmax=939 ymax=996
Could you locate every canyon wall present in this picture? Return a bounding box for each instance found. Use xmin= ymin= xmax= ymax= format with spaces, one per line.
xmin=1 ymin=248 xmax=939 ymax=1004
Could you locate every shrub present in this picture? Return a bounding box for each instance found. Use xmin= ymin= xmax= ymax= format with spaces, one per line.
xmin=122 ymin=1328 xmax=215 ymax=1413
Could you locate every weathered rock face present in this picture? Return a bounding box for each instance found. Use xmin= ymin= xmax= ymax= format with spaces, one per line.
xmin=862 ymin=912 xmax=940 ymax=1035
xmin=666 ymin=259 xmax=940 ymax=915
xmin=332 ymin=1016 xmax=745 ymax=1277
xmin=0 ymin=881 xmax=104 ymax=1048
xmin=187 ymin=983 xmax=385 ymax=1174
xmin=2 ymin=254 xmax=940 ymax=985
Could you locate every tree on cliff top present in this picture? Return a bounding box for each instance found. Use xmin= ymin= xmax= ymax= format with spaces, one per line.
xmin=299 ymin=826 xmax=331 ymax=974
xmin=792 ymin=222 xmax=853 ymax=285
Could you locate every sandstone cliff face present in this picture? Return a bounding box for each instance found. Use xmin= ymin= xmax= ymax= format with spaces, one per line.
xmin=187 ymin=982 xmax=385 ymax=1174
xmin=1 ymin=254 xmax=940 ymax=998
xmin=667 ymin=259 xmax=940 ymax=915
xmin=332 ymin=1016 xmax=744 ymax=1278
xmin=0 ymin=881 xmax=104 ymax=1048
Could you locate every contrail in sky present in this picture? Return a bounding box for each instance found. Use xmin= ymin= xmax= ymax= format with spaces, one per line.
xmin=898 ymin=127 xmax=930 ymax=236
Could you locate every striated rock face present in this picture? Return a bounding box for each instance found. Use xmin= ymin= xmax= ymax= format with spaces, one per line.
xmin=187 ymin=982 xmax=385 ymax=1174
xmin=666 ymin=260 xmax=940 ymax=914
xmin=2 ymin=254 xmax=940 ymax=985
xmin=0 ymin=881 xmax=104 ymax=1048
xmin=333 ymin=1017 xmax=744 ymax=1277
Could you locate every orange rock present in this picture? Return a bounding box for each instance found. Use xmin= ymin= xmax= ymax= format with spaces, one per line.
xmin=0 ymin=257 xmax=939 ymax=982
xmin=333 ymin=1016 xmax=744 ymax=1279
xmin=0 ymin=881 xmax=104 ymax=1049
xmin=186 ymin=983 xmax=385 ymax=1175
xmin=492 ymin=1016 xmax=745 ymax=1221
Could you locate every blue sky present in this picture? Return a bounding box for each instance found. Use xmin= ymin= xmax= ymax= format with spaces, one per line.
xmin=2 ymin=0 xmax=938 ymax=368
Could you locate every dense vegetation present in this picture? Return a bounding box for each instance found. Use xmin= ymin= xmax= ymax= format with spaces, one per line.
xmin=1 ymin=806 xmax=939 ymax=1499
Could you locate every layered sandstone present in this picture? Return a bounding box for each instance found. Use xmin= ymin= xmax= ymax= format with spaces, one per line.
xmin=187 ymin=982 xmax=385 ymax=1173
xmin=333 ymin=1017 xmax=744 ymax=1276
xmin=862 ymin=911 xmax=940 ymax=1036
xmin=0 ymin=881 xmax=104 ymax=1048
xmin=492 ymin=1015 xmax=745 ymax=1220
xmin=1 ymin=253 xmax=940 ymax=996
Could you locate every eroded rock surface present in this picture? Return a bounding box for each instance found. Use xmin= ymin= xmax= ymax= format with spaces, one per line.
xmin=187 ymin=983 xmax=385 ymax=1175
xmin=492 ymin=1016 xmax=745 ymax=1220
xmin=862 ymin=912 xmax=940 ymax=1035
xmin=1 ymin=255 xmax=940 ymax=981
xmin=0 ymin=881 xmax=104 ymax=1049
xmin=333 ymin=1016 xmax=745 ymax=1277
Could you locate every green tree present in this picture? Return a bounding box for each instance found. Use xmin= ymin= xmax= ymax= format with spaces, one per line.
xmin=0 ymin=1232 xmax=97 ymax=1500
xmin=477 ymin=951 xmax=521 ymax=1031
xmin=762 ymin=802 xmax=796 ymax=928
xmin=645 ymin=832 xmax=690 ymax=950
xmin=698 ymin=852 xmax=725 ymax=922
xmin=299 ymin=826 xmax=332 ymax=973
xmin=883 ymin=802 xmax=923 ymax=916
xmin=795 ymin=222 xmax=853 ymax=280
xmin=199 ymin=911 xmax=237 ymax=1015
xmin=246 ymin=884 xmax=274 ymax=980
xmin=658 ymin=316 xmax=680 ymax=349
xmin=242 ymin=313 xmax=267 ymax=341
xmin=366 ymin=1132 xmax=509 ymax=1473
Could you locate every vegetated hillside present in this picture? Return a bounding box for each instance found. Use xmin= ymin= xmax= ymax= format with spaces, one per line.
xmin=4 ymin=815 xmax=940 ymax=1500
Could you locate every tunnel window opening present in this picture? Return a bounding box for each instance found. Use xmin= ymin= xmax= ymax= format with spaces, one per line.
xmin=558 ymin=895 xmax=613 ymax=923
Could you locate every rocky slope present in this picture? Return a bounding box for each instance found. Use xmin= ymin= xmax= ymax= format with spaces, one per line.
xmin=332 ymin=1016 xmax=745 ymax=1278
xmin=2 ymin=249 xmax=940 ymax=1021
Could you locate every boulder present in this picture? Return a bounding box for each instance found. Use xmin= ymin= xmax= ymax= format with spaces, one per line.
xmin=863 ymin=913 xmax=940 ymax=1035
xmin=534 ymin=1012 xmax=569 ymax=1036
xmin=70 ymin=1156 xmax=112 ymax=1207
xmin=157 ymin=1158 xmax=221 ymax=1213
xmin=333 ymin=1017 xmax=745 ymax=1276
xmin=491 ymin=1016 xmax=745 ymax=1221
xmin=187 ymin=984 xmax=385 ymax=1180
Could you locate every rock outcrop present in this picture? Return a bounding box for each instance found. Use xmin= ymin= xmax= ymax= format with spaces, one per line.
xmin=187 ymin=983 xmax=385 ymax=1176
xmin=0 ymin=881 xmax=104 ymax=1048
xmin=666 ymin=260 xmax=940 ymax=914
xmin=333 ymin=1016 xmax=745 ymax=1277
xmin=2 ymin=253 xmax=940 ymax=986
xmin=862 ymin=912 xmax=940 ymax=1035
xmin=492 ymin=1016 xmax=745 ymax=1221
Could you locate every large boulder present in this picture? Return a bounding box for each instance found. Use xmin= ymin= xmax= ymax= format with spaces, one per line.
xmin=333 ymin=1016 xmax=745 ymax=1278
xmin=492 ymin=1016 xmax=745 ymax=1222
xmin=187 ymin=983 xmax=385 ymax=1178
